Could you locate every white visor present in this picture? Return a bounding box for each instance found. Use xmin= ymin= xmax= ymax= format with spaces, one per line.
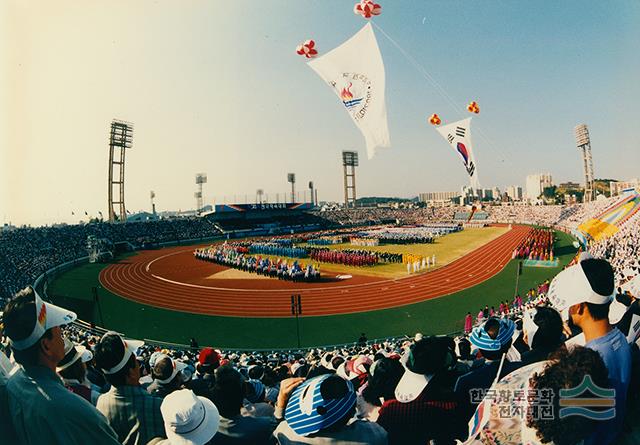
xmin=394 ymin=350 xmax=431 ymax=403
xmin=101 ymin=333 xmax=144 ymax=375
xmin=547 ymin=262 xmax=614 ymax=321
xmin=155 ymin=356 xmax=188 ymax=385
xmin=57 ymin=338 xmax=93 ymax=372
xmin=10 ymin=289 xmax=77 ymax=351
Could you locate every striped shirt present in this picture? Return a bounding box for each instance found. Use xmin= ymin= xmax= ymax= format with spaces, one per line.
xmin=97 ymin=384 xmax=165 ymax=445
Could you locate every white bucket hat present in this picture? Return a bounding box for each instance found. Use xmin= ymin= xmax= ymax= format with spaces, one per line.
xmin=161 ymin=389 xmax=220 ymax=445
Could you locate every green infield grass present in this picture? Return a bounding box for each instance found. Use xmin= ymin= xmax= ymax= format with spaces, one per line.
xmin=299 ymin=226 xmax=509 ymax=278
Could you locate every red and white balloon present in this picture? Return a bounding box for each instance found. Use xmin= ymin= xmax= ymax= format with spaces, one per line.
xmin=354 ymin=0 xmax=382 ymax=19
xmin=296 ymin=40 xmax=318 ymax=59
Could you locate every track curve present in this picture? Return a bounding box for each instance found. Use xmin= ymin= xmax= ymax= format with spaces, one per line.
xmin=100 ymin=225 xmax=531 ymax=317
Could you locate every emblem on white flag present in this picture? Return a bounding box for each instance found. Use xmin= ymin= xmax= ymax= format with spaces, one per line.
xmin=308 ymin=23 xmax=390 ymax=160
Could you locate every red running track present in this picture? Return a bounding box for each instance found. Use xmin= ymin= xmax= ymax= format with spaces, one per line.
xmin=99 ymin=225 xmax=532 ymax=317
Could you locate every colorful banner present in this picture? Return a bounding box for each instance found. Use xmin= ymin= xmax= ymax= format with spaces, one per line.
xmin=435 ymin=118 xmax=479 ymax=189
xmin=578 ymin=193 xmax=640 ymax=242
xmin=308 ymin=23 xmax=390 ymax=160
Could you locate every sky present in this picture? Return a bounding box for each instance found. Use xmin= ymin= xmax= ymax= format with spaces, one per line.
xmin=2 ymin=0 xmax=639 ymax=226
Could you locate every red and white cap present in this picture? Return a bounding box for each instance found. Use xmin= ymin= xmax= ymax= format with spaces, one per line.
xmin=10 ymin=289 xmax=76 ymax=351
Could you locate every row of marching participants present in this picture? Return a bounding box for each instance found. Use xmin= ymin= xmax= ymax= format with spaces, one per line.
xmin=194 ymin=247 xmax=321 ymax=282
xmin=512 ymin=227 xmax=555 ymax=261
xmin=309 ymin=248 xmax=378 ymax=267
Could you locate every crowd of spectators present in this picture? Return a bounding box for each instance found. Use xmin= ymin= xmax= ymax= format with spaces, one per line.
xmin=590 ymin=211 xmax=640 ymax=286
xmin=0 ymin=218 xmax=220 ymax=303
xmin=3 ymin=198 xmax=640 ymax=443
xmin=2 ymin=254 xmax=640 ymax=444
xmin=312 ymin=207 xmax=458 ymax=226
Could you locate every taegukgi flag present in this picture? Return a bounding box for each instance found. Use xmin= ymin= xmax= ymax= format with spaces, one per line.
xmin=308 ymin=23 xmax=390 ymax=159
xmin=435 ymin=117 xmax=479 ymax=189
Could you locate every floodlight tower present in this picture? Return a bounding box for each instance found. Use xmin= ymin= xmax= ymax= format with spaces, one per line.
xmin=195 ymin=173 xmax=207 ymax=214
xmin=108 ymin=119 xmax=133 ymax=222
xmin=342 ymin=151 xmax=359 ymax=208
xmin=150 ymin=190 xmax=156 ymax=215
xmin=256 ymin=189 xmax=264 ymax=204
xmin=308 ymin=181 xmax=315 ymax=206
xmin=287 ymin=173 xmax=296 ymax=203
xmin=574 ymin=124 xmax=595 ymax=202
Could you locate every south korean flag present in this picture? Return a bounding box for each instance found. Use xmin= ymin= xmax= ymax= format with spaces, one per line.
xmin=435 ymin=118 xmax=479 ymax=189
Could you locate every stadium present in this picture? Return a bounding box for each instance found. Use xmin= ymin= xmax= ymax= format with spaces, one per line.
xmin=2 ymin=2 xmax=640 ymax=445
xmin=46 ymin=209 xmax=574 ymax=348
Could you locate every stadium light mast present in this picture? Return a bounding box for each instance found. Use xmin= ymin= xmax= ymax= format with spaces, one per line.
xmin=195 ymin=173 xmax=207 ymax=215
xmin=575 ymin=124 xmax=595 ymax=203
xmin=342 ymin=151 xmax=359 ymax=208
xmin=150 ymin=190 xmax=156 ymax=215
xmin=287 ymin=173 xmax=296 ymax=203
xmin=308 ymin=181 xmax=314 ymax=206
xmin=256 ymin=188 xmax=264 ymax=204
xmin=108 ymin=119 xmax=133 ymax=222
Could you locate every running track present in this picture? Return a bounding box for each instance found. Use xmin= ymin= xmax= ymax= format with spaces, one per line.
xmin=100 ymin=225 xmax=531 ymax=317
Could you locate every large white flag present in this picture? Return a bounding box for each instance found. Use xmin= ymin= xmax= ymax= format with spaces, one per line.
xmin=308 ymin=23 xmax=390 ymax=159
xmin=435 ymin=117 xmax=479 ymax=189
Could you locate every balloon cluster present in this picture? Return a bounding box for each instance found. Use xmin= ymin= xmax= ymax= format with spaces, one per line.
xmin=428 ymin=113 xmax=441 ymax=126
xmin=354 ymin=0 xmax=382 ymax=19
xmin=296 ymin=40 xmax=318 ymax=58
xmin=467 ymin=101 xmax=480 ymax=114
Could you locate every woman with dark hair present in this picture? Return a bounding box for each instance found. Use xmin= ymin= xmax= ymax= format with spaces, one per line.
xmin=469 ymin=346 xmax=611 ymax=445
xmin=527 ymin=346 xmax=611 ymax=445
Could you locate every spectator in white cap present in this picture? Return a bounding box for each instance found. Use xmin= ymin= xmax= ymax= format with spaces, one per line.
xmin=148 ymin=354 xmax=189 ymax=399
xmin=377 ymin=336 xmax=460 ymax=444
xmin=94 ymin=331 xmax=165 ymax=445
xmin=148 ymin=389 xmax=220 ymax=445
xmin=547 ymin=257 xmax=631 ymax=445
xmin=57 ymin=336 xmax=101 ymax=405
xmin=2 ymin=286 xmax=120 ymax=444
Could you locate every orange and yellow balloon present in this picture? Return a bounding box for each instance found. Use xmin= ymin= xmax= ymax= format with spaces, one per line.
xmin=429 ymin=113 xmax=441 ymax=125
xmin=467 ymin=101 xmax=480 ymax=114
